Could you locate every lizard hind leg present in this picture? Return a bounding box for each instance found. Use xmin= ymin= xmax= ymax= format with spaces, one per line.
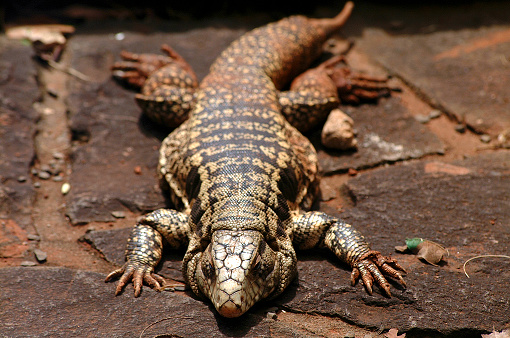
xmin=279 ymin=65 xmax=340 ymax=134
xmin=279 ymin=54 xmax=397 ymax=134
xmin=321 ymin=55 xmax=395 ymax=105
xmin=136 ymin=84 xmax=196 ymax=129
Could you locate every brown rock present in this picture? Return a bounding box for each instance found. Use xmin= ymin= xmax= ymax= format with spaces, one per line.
xmin=276 ymin=152 xmax=510 ymax=335
xmin=316 ymin=97 xmax=444 ymax=174
xmin=0 ymin=267 xmax=274 ymax=337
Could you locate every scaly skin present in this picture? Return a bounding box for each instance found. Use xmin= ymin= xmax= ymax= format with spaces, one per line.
xmin=106 ymin=2 xmax=405 ymax=318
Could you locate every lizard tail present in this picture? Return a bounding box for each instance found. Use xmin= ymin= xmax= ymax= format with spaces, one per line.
xmin=311 ymin=1 xmax=354 ymax=37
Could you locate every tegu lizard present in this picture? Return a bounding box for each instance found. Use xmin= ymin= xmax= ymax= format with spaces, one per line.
xmin=106 ymin=1 xmax=406 ymax=318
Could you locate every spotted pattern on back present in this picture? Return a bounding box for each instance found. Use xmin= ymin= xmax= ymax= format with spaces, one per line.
xmin=106 ymin=3 xmax=406 ymax=319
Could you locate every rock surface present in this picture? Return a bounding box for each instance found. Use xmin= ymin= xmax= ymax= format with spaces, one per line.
xmin=279 ymin=152 xmax=510 ymax=335
xmin=316 ymin=96 xmax=444 ymax=174
xmin=0 ymin=267 xmax=275 ymax=337
xmin=321 ymin=108 xmax=357 ymax=150
xmin=356 ymin=6 xmax=510 ymax=138
xmin=86 ymin=152 xmax=510 ymax=336
xmin=0 ymin=38 xmax=40 ymax=261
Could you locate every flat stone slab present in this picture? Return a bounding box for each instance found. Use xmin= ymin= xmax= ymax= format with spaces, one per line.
xmin=315 ymin=96 xmax=444 ymax=174
xmin=0 ymin=266 xmax=278 ymax=337
xmin=66 ymin=76 xmax=166 ymax=225
xmin=277 ymin=152 xmax=510 ymax=335
xmin=0 ymin=38 xmax=39 ymax=259
xmin=87 ymin=151 xmax=510 ymax=335
xmin=358 ymin=21 xmax=510 ymax=137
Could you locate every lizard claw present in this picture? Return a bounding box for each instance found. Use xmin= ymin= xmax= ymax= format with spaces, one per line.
xmin=351 ymin=250 xmax=406 ymax=297
xmin=112 ymin=51 xmax=171 ymax=89
xmin=105 ymin=261 xmax=166 ymax=297
xmin=112 ymin=44 xmax=196 ymax=90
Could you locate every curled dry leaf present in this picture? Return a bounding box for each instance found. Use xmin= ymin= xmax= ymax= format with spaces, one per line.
xmin=6 ymin=24 xmax=75 ymax=60
xmin=6 ymin=25 xmax=75 ymax=44
xmin=395 ymin=238 xmax=448 ymax=266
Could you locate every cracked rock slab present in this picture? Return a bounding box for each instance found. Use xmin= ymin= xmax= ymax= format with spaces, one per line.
xmin=315 ymin=96 xmax=445 ymax=174
xmin=65 ymin=40 xmax=166 ymax=225
xmin=86 ymin=151 xmax=510 ymax=335
xmin=0 ymin=38 xmax=40 ymax=258
xmin=359 ymin=26 xmax=510 ymax=137
xmin=278 ymin=151 xmax=510 ymax=335
xmin=0 ymin=267 xmax=276 ymax=337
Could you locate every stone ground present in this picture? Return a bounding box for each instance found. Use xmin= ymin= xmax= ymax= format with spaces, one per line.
xmin=1 ymin=1 xmax=510 ymax=337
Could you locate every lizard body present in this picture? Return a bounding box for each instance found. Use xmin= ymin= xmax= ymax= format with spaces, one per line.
xmin=107 ymin=2 xmax=405 ymax=318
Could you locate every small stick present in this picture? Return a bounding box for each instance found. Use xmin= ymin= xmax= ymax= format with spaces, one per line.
xmin=46 ymin=59 xmax=91 ymax=81
xmin=139 ymin=316 xmax=192 ymax=338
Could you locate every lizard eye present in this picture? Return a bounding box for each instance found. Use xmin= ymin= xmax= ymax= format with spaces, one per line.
xmin=201 ymin=247 xmax=215 ymax=278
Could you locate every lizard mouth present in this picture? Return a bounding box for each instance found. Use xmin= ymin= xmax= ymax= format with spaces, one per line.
xmin=218 ymin=305 xmax=244 ymax=318
xmin=216 ymin=292 xmax=246 ymax=318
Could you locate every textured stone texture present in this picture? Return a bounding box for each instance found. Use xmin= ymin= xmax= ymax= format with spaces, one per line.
xmin=0 ymin=267 xmax=275 ymax=337
xmin=0 ymin=38 xmax=40 ymax=260
xmin=357 ymin=10 xmax=510 ymax=137
xmin=87 ymin=152 xmax=510 ymax=336
xmin=2 ymin=3 xmax=510 ymax=337
xmin=277 ymin=152 xmax=510 ymax=335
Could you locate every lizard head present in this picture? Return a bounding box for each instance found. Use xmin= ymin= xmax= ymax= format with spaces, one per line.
xmin=196 ymin=230 xmax=279 ymax=318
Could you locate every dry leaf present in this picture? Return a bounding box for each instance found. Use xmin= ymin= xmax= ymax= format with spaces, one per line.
xmin=395 ymin=238 xmax=448 ymax=265
xmin=6 ymin=25 xmax=75 ymax=44
xmin=6 ymin=24 xmax=75 ymax=61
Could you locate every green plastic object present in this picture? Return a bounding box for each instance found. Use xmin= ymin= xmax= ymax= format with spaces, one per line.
xmin=405 ymin=237 xmax=424 ymax=250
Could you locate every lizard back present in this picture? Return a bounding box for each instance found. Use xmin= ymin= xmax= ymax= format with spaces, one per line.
xmin=160 ymin=15 xmax=335 ymax=230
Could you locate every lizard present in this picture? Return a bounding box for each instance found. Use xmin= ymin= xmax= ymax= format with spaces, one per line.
xmin=106 ymin=1 xmax=406 ymax=318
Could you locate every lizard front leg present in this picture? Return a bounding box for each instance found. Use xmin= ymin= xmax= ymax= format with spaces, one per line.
xmin=289 ymin=211 xmax=406 ymax=296
xmin=105 ymin=208 xmax=189 ymax=296
xmin=112 ymin=44 xmax=198 ymax=128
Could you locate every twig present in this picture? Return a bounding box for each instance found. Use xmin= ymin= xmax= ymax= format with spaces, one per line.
xmin=46 ymin=59 xmax=91 ymax=81
xmin=139 ymin=316 xmax=191 ymax=338
xmin=463 ymin=254 xmax=510 ymax=278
